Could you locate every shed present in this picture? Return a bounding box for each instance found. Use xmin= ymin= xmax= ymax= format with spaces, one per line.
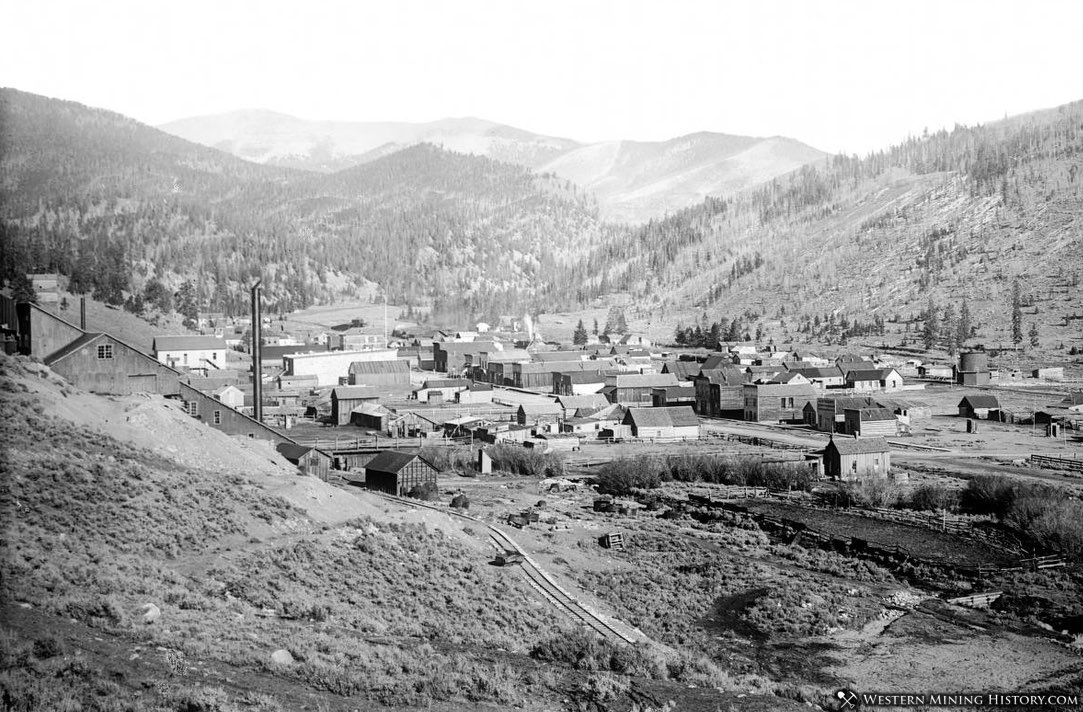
xmin=364 ymin=451 xmax=440 ymax=496
xmin=622 ymin=406 xmax=700 ymax=439
xmin=842 ymin=407 xmax=899 ymax=438
xmin=517 ymin=402 xmax=564 ymax=426
xmin=958 ymin=395 xmax=1000 ymax=420
xmin=823 ymin=436 xmax=891 ymax=481
xmin=275 ymin=442 xmax=332 ymax=479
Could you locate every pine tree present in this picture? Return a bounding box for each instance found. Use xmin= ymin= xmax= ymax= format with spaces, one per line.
xmin=942 ymin=303 xmax=958 ymax=355
xmin=958 ymin=297 xmax=972 ymax=345
xmin=1011 ymin=279 xmax=1023 ymax=345
xmin=1028 ymin=321 xmax=1040 ymax=348
xmin=922 ymin=298 xmax=939 ymax=351
xmin=573 ymin=319 xmax=588 ymax=346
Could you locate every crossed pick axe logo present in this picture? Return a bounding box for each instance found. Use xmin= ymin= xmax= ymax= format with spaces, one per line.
xmin=836 ymin=688 xmax=860 ymax=710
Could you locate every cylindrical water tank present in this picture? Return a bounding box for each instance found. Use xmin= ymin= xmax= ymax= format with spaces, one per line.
xmin=959 ymin=351 xmax=987 ymax=373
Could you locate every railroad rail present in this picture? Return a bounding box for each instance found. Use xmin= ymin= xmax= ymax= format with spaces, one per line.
xmin=368 ymin=492 xmax=644 ymax=645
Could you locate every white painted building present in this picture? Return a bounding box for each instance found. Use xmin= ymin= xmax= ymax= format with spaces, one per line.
xmin=153 ymin=336 xmax=228 ymax=370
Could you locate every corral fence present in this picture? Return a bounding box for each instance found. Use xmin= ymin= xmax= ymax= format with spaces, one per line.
xmin=1030 ymin=454 xmax=1083 ymax=474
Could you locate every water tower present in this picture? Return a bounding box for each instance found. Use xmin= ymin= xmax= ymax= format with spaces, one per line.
xmin=956 ymin=351 xmax=990 ymax=386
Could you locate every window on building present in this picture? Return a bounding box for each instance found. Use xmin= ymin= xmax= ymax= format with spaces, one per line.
xmin=183 ymin=353 xmax=188 ymax=364
xmin=213 ymin=410 xmax=222 ymax=425
xmin=780 ymin=396 xmax=794 ymax=409
xmin=186 ymin=400 xmax=199 ymax=417
xmin=212 ymin=352 xmax=218 ymax=361
xmin=97 ymin=344 xmax=113 ymax=360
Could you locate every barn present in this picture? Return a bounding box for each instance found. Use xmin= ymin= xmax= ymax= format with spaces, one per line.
xmin=958 ymin=395 xmax=1000 ymax=420
xmin=363 ymin=451 xmax=439 ymax=496
xmin=823 ymin=436 xmax=891 ymax=481
xmin=347 ymin=359 xmax=411 ymax=389
xmin=622 ymin=406 xmax=700 ymax=439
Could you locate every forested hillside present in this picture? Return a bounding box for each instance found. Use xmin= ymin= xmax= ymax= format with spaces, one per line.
xmin=0 ymin=89 xmax=615 ymax=320
xmin=3 ymin=88 xmax=1081 ymax=344
xmin=582 ymin=102 xmax=1083 ymax=349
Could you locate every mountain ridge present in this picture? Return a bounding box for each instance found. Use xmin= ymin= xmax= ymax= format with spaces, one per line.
xmin=159 ymin=109 xmax=827 ymax=222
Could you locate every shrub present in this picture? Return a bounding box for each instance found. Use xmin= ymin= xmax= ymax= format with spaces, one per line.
xmin=595 ymin=458 xmax=664 ymax=495
xmin=841 ymin=478 xmax=901 ymax=508
xmin=960 ymin=476 xmax=1016 ymax=517
xmin=906 ymin=483 xmax=960 ymax=512
xmin=32 ymin=635 xmax=64 ymax=659
xmin=407 ymin=481 xmax=440 ymax=501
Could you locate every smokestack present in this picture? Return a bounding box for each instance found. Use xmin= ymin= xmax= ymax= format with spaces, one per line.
xmin=80 ymin=297 xmax=86 ymax=330
xmin=251 ymin=281 xmax=263 ymax=423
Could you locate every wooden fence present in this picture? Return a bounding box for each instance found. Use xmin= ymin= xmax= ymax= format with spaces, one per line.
xmin=1030 ymin=454 xmax=1083 ymax=474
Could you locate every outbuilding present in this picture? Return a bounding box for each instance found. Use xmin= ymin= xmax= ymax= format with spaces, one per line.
xmin=958 ymin=395 xmax=1000 ymax=420
xmin=823 ymin=436 xmax=891 ymax=481
xmin=363 ymin=451 xmax=439 ymax=496
xmin=622 ymin=406 xmax=700 ymax=439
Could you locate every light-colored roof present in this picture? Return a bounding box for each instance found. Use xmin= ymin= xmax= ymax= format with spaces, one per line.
xmin=348 ymin=359 xmax=409 ymax=374
xmin=153 ymin=335 xmax=225 ymax=352
xmin=623 ymin=406 xmax=699 ymax=429
xmin=828 ymin=436 xmax=891 ymax=455
xmin=609 ymin=373 xmax=678 ymax=388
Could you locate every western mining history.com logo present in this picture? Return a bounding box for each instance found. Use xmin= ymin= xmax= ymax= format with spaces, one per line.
xmin=834 ymin=689 xmax=1081 ymax=710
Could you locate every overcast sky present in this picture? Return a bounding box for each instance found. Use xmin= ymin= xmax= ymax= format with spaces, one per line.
xmin=3 ymin=0 xmax=1081 ymax=155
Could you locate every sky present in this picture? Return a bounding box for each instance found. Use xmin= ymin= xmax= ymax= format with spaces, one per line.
xmin=3 ymin=0 xmax=1082 ymax=155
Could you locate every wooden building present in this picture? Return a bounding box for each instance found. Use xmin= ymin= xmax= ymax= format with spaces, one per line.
xmin=517 ymin=402 xmax=564 ymax=427
xmin=843 ymin=407 xmax=899 ymax=438
xmin=651 ymin=385 xmax=696 ymax=407
xmin=364 ymin=451 xmax=440 ymax=496
xmin=152 ymin=335 xmax=228 ymax=371
xmin=845 ymin=368 xmax=904 ymax=392
xmin=603 ymin=373 xmax=678 ymax=406
xmin=275 ymin=442 xmax=332 ymax=479
xmin=347 ymin=359 xmax=411 ymax=388
xmin=553 ymin=370 xmax=606 ymax=396
xmin=622 ymin=406 xmax=700 ymax=439
xmin=331 ymin=386 xmax=381 ymax=425
xmin=958 ymin=395 xmax=1000 ymax=420
xmin=742 ymin=382 xmax=817 ymax=423
xmin=692 ymin=367 xmax=746 ymax=417
xmin=44 ymin=332 xmax=181 ymax=396
xmin=815 ymin=396 xmax=879 ymax=432
xmin=823 ymin=436 xmax=891 ymax=481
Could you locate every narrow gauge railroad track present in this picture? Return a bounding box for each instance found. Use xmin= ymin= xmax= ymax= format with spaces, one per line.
xmin=369 ymin=491 xmax=643 ymax=646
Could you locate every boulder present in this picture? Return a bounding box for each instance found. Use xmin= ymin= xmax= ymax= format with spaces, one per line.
xmin=270 ymin=648 xmax=294 ymax=665
xmin=140 ymin=603 xmax=161 ymax=624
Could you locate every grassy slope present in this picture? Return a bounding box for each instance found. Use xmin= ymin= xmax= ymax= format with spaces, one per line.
xmin=0 ymin=353 xmax=808 ymax=711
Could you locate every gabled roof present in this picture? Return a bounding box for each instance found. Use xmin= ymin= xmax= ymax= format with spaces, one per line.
xmin=43 ymin=332 xmax=107 ymax=365
xmin=212 ymin=384 xmax=243 ymax=396
xmin=331 ymin=386 xmax=382 ymax=400
xmin=701 ymin=355 xmax=729 ymax=370
xmin=276 ymin=442 xmax=315 ymax=462
xmin=555 ymin=394 xmax=610 ymax=410
xmin=827 ymin=436 xmax=891 ymax=455
xmin=420 ymin=378 xmax=470 ymax=389
xmin=662 ymin=361 xmax=700 ymax=379
xmin=846 ymin=368 xmax=899 ymax=382
xmin=623 ymin=406 xmax=699 ymax=429
xmin=959 ymin=394 xmax=1000 ymax=409
xmin=348 ymin=359 xmax=409 ymax=374
xmin=152 ymin=335 xmax=225 ymax=352
xmin=518 ymin=402 xmax=564 ymax=415
xmin=365 ymin=450 xmax=436 ymax=474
